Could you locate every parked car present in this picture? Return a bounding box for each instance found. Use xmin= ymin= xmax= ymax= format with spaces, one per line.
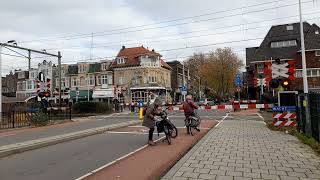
xmin=197 ymin=98 xmax=214 ymax=106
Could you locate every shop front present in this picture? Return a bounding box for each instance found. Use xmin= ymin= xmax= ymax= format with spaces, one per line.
xmin=92 ymin=88 xmax=114 ymax=103
xmin=130 ymin=86 xmax=171 ymax=104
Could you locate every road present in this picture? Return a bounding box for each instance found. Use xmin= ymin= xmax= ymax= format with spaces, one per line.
xmin=0 ymin=109 xmax=227 ymax=180
xmin=0 ymin=112 xmax=135 ymax=146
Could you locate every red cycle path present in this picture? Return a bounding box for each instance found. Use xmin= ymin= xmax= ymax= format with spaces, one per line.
xmin=85 ymin=120 xmax=218 ymax=180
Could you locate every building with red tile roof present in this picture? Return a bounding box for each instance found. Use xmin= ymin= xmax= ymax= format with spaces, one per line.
xmin=112 ymin=46 xmax=172 ymax=103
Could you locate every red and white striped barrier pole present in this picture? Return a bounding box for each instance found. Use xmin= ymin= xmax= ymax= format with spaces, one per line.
xmin=165 ymin=104 xmax=273 ymax=111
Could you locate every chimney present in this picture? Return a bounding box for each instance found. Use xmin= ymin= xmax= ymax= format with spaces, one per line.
xmin=122 ymin=46 xmax=125 ymax=50
xmin=152 ymin=49 xmax=155 ymax=52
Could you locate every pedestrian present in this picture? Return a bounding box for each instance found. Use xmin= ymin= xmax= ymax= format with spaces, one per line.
xmin=142 ymin=98 xmax=162 ymax=145
xmin=131 ymin=102 xmax=135 ymax=112
xmin=182 ymin=95 xmax=200 ymax=134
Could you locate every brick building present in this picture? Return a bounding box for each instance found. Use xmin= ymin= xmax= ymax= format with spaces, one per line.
xmin=246 ymin=22 xmax=320 ymax=99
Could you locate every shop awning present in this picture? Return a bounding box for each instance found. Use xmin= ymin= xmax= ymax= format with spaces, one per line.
xmin=130 ymin=86 xmax=166 ymax=90
xmin=92 ymin=89 xmax=114 ymax=98
xmin=70 ymin=90 xmax=92 ymax=99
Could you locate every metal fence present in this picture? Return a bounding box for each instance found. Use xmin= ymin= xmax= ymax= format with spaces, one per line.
xmin=297 ymin=92 xmax=320 ymax=141
xmin=0 ymin=111 xmax=32 ymax=129
xmin=309 ymin=92 xmax=320 ymax=141
xmin=0 ymin=107 xmax=72 ymax=130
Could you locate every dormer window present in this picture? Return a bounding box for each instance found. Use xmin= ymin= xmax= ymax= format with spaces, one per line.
xmin=286 ymin=25 xmax=293 ymax=31
xmin=117 ymin=57 xmax=125 ymax=64
xmin=101 ymin=63 xmax=109 ymax=71
xmin=316 ymin=30 xmax=319 ymax=35
xmin=271 ymin=40 xmax=297 ymax=48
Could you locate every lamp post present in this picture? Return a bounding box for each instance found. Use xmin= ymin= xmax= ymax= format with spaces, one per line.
xmin=299 ymin=0 xmax=312 ymax=135
xmin=0 ymin=44 xmax=2 ymax=120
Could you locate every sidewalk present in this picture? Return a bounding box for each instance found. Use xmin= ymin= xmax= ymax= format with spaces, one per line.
xmin=163 ymin=117 xmax=320 ymax=179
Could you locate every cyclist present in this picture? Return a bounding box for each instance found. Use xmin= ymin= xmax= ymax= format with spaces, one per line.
xmin=142 ymin=98 xmax=163 ymax=146
xmin=182 ymin=95 xmax=200 ymax=134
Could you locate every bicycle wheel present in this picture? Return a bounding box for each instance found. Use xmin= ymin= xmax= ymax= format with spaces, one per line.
xmin=169 ymin=125 xmax=178 ymax=138
xmin=163 ymin=126 xmax=171 ymax=145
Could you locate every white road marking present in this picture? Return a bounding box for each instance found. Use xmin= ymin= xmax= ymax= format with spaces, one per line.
xmin=215 ymin=113 xmax=229 ymax=127
xmin=75 ymin=136 xmax=165 ymax=180
xmin=257 ymin=113 xmax=265 ymax=120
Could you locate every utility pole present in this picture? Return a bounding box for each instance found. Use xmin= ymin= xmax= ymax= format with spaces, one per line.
xmin=58 ymin=51 xmax=62 ymax=107
xmin=28 ymin=50 xmax=31 ymax=70
xmin=0 ymin=45 xmax=3 ymax=119
xmin=299 ymin=0 xmax=311 ymax=135
xmin=182 ymin=61 xmax=186 ymax=101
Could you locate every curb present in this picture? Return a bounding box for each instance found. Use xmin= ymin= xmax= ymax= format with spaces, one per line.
xmin=161 ymin=124 xmax=217 ymax=179
xmin=0 ymin=120 xmax=140 ymax=158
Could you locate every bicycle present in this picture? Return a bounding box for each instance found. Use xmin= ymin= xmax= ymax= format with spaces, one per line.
xmin=185 ymin=110 xmax=201 ymax=136
xmin=155 ymin=108 xmax=178 ymax=145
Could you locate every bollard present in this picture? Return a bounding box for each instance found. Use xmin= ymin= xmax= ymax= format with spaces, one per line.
xmin=139 ymin=107 xmax=143 ymax=121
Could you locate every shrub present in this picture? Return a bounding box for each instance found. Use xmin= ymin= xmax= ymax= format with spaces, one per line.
xmin=30 ymin=112 xmax=49 ymax=126
xmin=72 ymin=102 xmax=112 ymax=113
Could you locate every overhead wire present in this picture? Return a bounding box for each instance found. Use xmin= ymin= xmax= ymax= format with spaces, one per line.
xmin=17 ymin=0 xmax=313 ymax=44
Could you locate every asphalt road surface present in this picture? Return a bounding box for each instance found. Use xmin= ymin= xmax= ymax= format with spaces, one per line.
xmin=0 ymin=109 xmax=227 ymax=180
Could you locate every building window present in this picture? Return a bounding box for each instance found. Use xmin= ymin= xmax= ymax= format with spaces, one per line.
xmin=71 ymin=78 xmax=78 ymax=87
xmin=101 ymin=75 xmax=108 ymax=85
xmin=101 ymin=63 xmax=109 ymax=71
xmin=148 ymin=76 xmax=157 ymax=83
xmin=26 ymin=80 xmax=35 ymax=90
xmin=257 ymin=64 xmax=264 ymax=74
xmin=316 ymin=50 xmax=320 ymax=56
xmin=107 ymin=75 xmax=113 ymax=85
xmin=88 ymin=76 xmax=95 ymax=85
xmin=119 ymin=77 xmax=126 ymax=85
xmin=286 ymin=25 xmax=293 ymax=31
xmin=96 ymin=76 xmax=101 ymax=85
xmin=18 ymin=72 xmax=25 ymax=79
xmin=306 ymin=69 xmax=320 ymax=77
xmin=271 ymin=40 xmax=297 ymax=48
xmin=117 ymin=58 xmax=125 ymax=64
xmin=315 ymin=30 xmax=319 ymax=35
xmin=295 ymin=70 xmax=302 ymax=78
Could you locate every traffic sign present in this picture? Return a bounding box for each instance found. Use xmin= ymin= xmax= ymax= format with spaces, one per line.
xmin=181 ymin=85 xmax=187 ymax=91
xmin=272 ymin=106 xmax=296 ymax=112
xmin=235 ymin=73 xmax=242 ymax=86
xmin=76 ymin=90 xmax=80 ymax=96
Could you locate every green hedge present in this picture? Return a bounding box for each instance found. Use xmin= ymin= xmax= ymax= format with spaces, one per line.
xmin=30 ymin=113 xmax=49 ymax=126
xmin=72 ymin=102 xmax=112 ymax=113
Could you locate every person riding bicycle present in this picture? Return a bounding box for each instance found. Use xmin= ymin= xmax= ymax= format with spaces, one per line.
xmin=182 ymin=95 xmax=200 ymax=134
xmin=142 ymin=98 xmax=163 ymax=146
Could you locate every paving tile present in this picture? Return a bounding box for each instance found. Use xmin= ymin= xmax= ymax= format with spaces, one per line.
xmin=216 ymin=175 xmax=233 ymax=180
xmin=162 ymin=120 xmax=320 ymax=180
xmin=261 ymin=174 xmax=280 ymax=180
xmin=181 ymin=172 xmax=199 ymax=179
xmin=243 ymin=172 xmax=261 ymax=178
xmin=198 ymin=173 xmax=216 ymax=180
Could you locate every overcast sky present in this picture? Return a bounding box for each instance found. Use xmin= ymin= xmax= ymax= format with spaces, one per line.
xmin=0 ymin=0 xmax=320 ymax=75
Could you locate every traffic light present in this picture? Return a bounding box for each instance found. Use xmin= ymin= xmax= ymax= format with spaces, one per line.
xmin=44 ymin=91 xmax=50 ymax=97
xmin=281 ymin=79 xmax=290 ymax=89
xmin=46 ymin=78 xmax=51 ymax=90
xmin=269 ymin=79 xmax=280 ymax=89
xmin=38 ymin=92 xmax=44 ymax=98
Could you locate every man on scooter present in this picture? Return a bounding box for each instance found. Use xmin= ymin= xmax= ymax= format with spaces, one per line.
xmin=182 ymin=95 xmax=200 ymax=134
